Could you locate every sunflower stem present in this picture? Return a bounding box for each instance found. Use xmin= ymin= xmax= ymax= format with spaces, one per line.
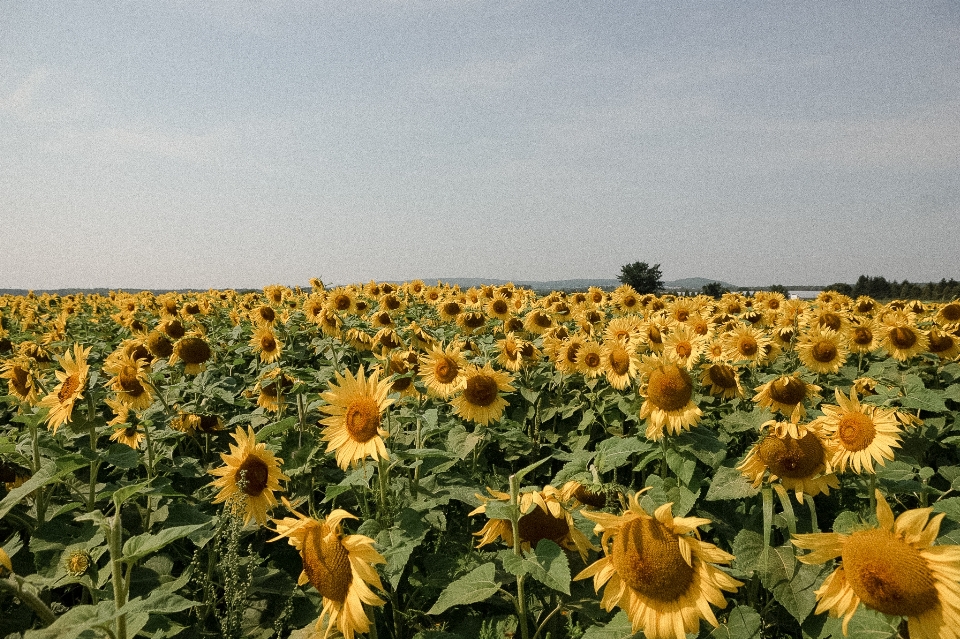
xmin=86 ymin=393 xmax=100 ymax=512
xmin=142 ymin=418 xmax=155 ymax=529
xmin=107 ymin=512 xmax=128 ymax=639
xmin=869 ymin=474 xmax=876 ymax=514
xmin=507 ymin=472 xmax=531 ymax=639
xmin=0 ymin=574 xmax=57 ymax=626
xmin=377 ymin=456 xmax=390 ymax=525
xmin=28 ymin=413 xmax=48 ymax=526
xmin=761 ymin=486 xmax=773 ymax=569
xmin=805 ymin=494 xmax=819 ymax=532
xmin=773 ymin=484 xmax=797 ymax=536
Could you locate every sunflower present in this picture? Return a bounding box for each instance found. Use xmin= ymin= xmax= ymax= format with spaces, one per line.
xmin=721 ymin=324 xmax=772 ymax=367
xmin=486 ymin=295 xmax=512 ymax=322
xmin=699 ymin=362 xmax=744 ymax=400
xmin=752 ymin=372 xmax=822 ymax=421
xmin=1 ymin=356 xmax=40 ymax=405
xmin=320 ymin=366 xmax=394 ymax=470
xmin=738 ymin=419 xmax=838 ymax=502
xmin=470 ymin=486 xmax=595 ymax=561
xmin=797 ymin=326 xmax=849 ymax=375
xmin=145 ymin=330 xmax=174 ymax=358
xmin=418 ymin=343 xmax=467 ymax=398
xmin=522 ymin=309 xmax=555 ymax=335
xmin=438 ymin=299 xmax=464 ymax=324
xmin=814 ymin=388 xmax=901 ymax=474
xmin=928 ymin=327 xmax=960 ymax=360
xmin=637 ymin=355 xmax=702 ymax=441
xmin=456 ymin=311 xmax=488 ymax=335
xmin=251 ymin=304 xmax=277 ymax=326
xmin=109 ymin=421 xmax=145 ymax=449
xmin=250 ymin=325 xmax=283 ymax=364
xmin=209 ymin=426 xmax=289 ymax=526
xmin=602 ymin=315 xmax=644 ymax=347
xmin=37 ymin=343 xmax=91 ymax=433
xmin=935 ymin=300 xmax=960 ymax=329
xmin=846 ymin=317 xmax=880 ymax=354
xmin=560 ymin=480 xmax=608 ymax=509
xmin=253 ymin=368 xmax=296 ymax=413
xmin=576 ymin=339 xmax=606 ymax=378
xmin=612 ymin=285 xmax=642 ymax=315
xmin=575 ymin=492 xmax=742 ymax=639
xmin=103 ymin=352 xmax=154 ymax=410
xmin=879 ymin=311 xmax=930 ymax=362
xmin=326 ymin=288 xmax=357 ymax=315
xmin=602 ymin=340 xmax=640 ymax=391
xmin=170 ymin=335 xmax=212 ymax=375
xmin=793 ymin=490 xmax=960 ymax=639
xmin=270 ymin=501 xmax=385 ymax=639
xmin=661 ymin=323 xmax=708 ymax=370
xmin=450 ymin=363 xmax=514 ymax=426
xmin=495 ymin=333 xmax=526 ymax=372
xmin=552 ymin=335 xmax=586 ymax=375
xmin=159 ymin=318 xmax=186 ymax=340
xmin=377 ymin=349 xmax=419 ymax=399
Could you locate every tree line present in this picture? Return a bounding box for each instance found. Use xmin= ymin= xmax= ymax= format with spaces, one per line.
xmin=824 ymin=275 xmax=960 ymax=301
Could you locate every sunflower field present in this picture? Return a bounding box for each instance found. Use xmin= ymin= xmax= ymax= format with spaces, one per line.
xmin=2 ymin=281 xmax=960 ymax=639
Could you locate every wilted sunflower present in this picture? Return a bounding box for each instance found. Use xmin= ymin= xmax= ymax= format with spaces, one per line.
xmin=699 ymin=362 xmax=744 ymax=400
xmin=419 ymin=343 xmax=467 ymax=398
xmin=103 ymin=352 xmax=154 ymax=410
xmin=170 ymin=335 xmax=212 ymax=375
xmin=250 ymin=325 xmax=283 ymax=364
xmin=575 ymin=492 xmax=742 ymax=639
xmin=793 ymin=490 xmax=960 ymax=639
xmin=602 ymin=340 xmax=640 ymax=391
xmin=752 ymin=372 xmax=822 ymax=422
xmin=470 ymin=486 xmax=595 ymax=561
xmin=209 ymin=426 xmax=289 ymax=526
xmin=320 ymin=366 xmax=394 ymax=470
xmin=560 ymin=480 xmax=607 ymax=509
xmin=797 ymin=326 xmax=849 ymax=374
xmin=1 ymin=356 xmax=39 ymax=405
xmin=450 ymin=362 xmax=514 ymax=427
xmin=270 ymin=501 xmax=386 ymax=639
xmin=37 ymin=343 xmax=91 ymax=433
xmin=637 ymin=355 xmax=702 ymax=441
xmin=879 ymin=311 xmax=930 ymax=362
xmin=738 ymin=419 xmax=838 ymax=501
xmin=815 ymin=388 xmax=901 ymax=474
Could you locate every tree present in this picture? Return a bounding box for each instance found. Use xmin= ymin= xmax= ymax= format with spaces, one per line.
xmin=618 ymin=262 xmax=663 ymax=294
xmin=768 ymin=284 xmax=789 ymax=296
xmin=701 ymin=282 xmax=726 ymax=299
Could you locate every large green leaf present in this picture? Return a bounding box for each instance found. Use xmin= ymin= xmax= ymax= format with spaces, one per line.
xmin=498 ymin=540 xmax=571 ymax=594
xmin=705 ymin=465 xmax=759 ymax=501
xmin=121 ymin=522 xmax=209 ymax=563
xmin=759 ymin=545 xmax=823 ymax=624
xmin=379 ymin=507 xmax=429 ymax=589
xmin=0 ymin=457 xmax=87 ymax=520
xmin=580 ymin=611 xmax=638 ymax=639
xmin=427 ymin=562 xmax=500 ymax=615
xmin=710 ymin=605 xmax=762 ymax=639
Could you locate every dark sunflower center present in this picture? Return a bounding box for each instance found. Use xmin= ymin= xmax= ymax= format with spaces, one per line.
xmin=492 ymin=300 xmax=508 ymax=314
xmin=757 ymin=433 xmax=824 ymax=478
xmin=674 ymin=342 xmax=692 ymax=359
xmin=442 ymin=302 xmax=462 ymax=316
xmin=708 ymin=364 xmax=737 ymax=389
xmin=573 ymin=485 xmax=607 ymax=508
xmin=612 ymin=516 xmax=694 ymax=601
xmin=837 ymin=412 xmax=876 ymax=451
xmin=463 ymin=313 xmax=486 ymax=329
xmin=259 ymin=306 xmax=275 ymax=322
xmin=609 ymin=350 xmax=631 ymax=375
xmin=941 ymin=303 xmax=960 ymax=322
xmin=178 ymin=338 xmax=211 ymax=364
xmin=261 ymin=336 xmax=277 ymax=352
xmin=889 ymin=326 xmax=918 ymax=350
xmin=147 ymin=332 xmax=174 ymax=358
xmin=818 ymin=313 xmax=842 ymax=331
xmin=164 ymin=320 xmax=186 ymax=339
xmin=334 ymin=294 xmax=352 ymax=311
xmin=302 ymin=525 xmax=353 ymax=603
xmin=929 ymin=333 xmax=955 ymax=353
xmin=622 ymin=296 xmax=638 ymax=309
xmin=738 ymin=336 xmax=758 ymax=356
xmin=853 ymin=327 xmax=873 ymax=346
xmin=583 ymin=352 xmax=601 ymax=368
xmin=769 ymin=377 xmax=807 ymax=405
xmin=648 ymin=326 xmax=662 ymax=345
xmin=533 ymin=312 xmax=553 ymax=328
xmin=517 ymin=505 xmax=570 ymax=546
xmin=344 ymin=397 xmax=381 ymax=443
xmin=118 ymin=366 xmax=145 ymax=395
xmin=59 ymin=374 xmax=81 ymax=402
xmin=647 ymin=364 xmax=693 ymax=412
xmin=811 ymin=340 xmax=838 ymax=363
xmin=464 ymin=374 xmax=498 ymax=407
xmin=564 ymin=343 xmax=581 ymax=364
xmin=842 ymin=529 xmax=937 ymax=617
xmin=434 ymin=357 xmax=459 ymax=384
xmin=238 ymin=455 xmax=269 ymax=496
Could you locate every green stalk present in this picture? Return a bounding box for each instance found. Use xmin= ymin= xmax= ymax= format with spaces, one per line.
xmin=142 ymin=418 xmax=156 ymax=530
xmin=29 ymin=415 xmax=47 ymax=525
xmin=508 ymin=473 xmax=530 ymax=639
xmin=87 ymin=394 xmax=100 ymax=512
xmin=0 ymin=575 xmax=57 ymax=626
xmin=805 ymin=494 xmax=819 ymax=532
xmin=107 ymin=513 xmax=128 ymax=639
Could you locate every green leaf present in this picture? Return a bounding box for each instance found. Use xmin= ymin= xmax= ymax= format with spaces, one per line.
xmin=379 ymin=508 xmax=429 ymax=589
xmin=705 ymin=465 xmax=760 ymax=501
xmin=731 ymin=529 xmax=764 ymax=577
xmin=110 ymin=479 xmax=154 ymax=510
xmin=842 ymin=607 xmax=900 ymax=638
xmin=0 ymin=457 xmax=87 ymax=520
xmin=104 ymin=443 xmax=140 ymax=469
xmin=720 ymin=408 xmax=770 ymax=434
xmin=933 ymin=497 xmax=960 ymax=522
xmin=901 ymin=375 xmax=947 ymax=412
xmin=675 ymin=427 xmax=727 ymax=467
xmin=594 ymin=436 xmax=649 ymax=473
xmin=121 ymin=522 xmax=209 ymax=563
xmin=427 ymin=562 xmax=500 ymax=615
xmin=944 ymin=383 xmax=960 ymax=403
xmin=257 ymin=415 xmax=298 ymax=440
xmin=498 ymin=540 xmax=571 ymax=595
xmin=759 ymin=545 xmax=823 ymax=624
xmin=580 ymin=611 xmax=638 ymax=639
xmin=710 ymin=605 xmax=762 ymax=639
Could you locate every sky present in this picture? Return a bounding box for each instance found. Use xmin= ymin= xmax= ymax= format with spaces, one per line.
xmin=2 ymin=1 xmax=959 ymax=290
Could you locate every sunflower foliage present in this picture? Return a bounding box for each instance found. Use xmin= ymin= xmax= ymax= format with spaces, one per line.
xmin=0 ymin=286 xmax=960 ymax=638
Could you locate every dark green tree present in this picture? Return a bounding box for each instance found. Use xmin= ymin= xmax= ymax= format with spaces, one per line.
xmin=701 ymin=282 xmax=726 ymax=299
xmin=768 ymin=284 xmax=789 ymax=296
xmin=618 ymin=262 xmax=663 ymax=294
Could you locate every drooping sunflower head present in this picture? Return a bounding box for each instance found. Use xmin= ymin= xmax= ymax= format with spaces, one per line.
xmin=927 ymin=327 xmax=960 ymax=360
xmin=209 ymin=426 xmax=289 ymax=526
xmin=638 ymin=355 xmax=702 ymax=441
xmin=934 ymin=300 xmax=960 ymax=329
xmin=699 ymin=362 xmax=743 ymax=400
xmin=319 ymin=366 xmax=395 ymax=470
xmin=738 ymin=419 xmax=838 ymax=501
xmin=752 ymin=373 xmax=822 ymax=421
xmin=145 ymin=330 xmax=174 ymax=359
xmin=450 ymin=362 xmax=515 ymax=427
xmin=794 ymin=490 xmax=960 ymax=639
xmin=470 ymin=486 xmax=595 ymax=561
xmin=575 ymin=492 xmax=742 ymax=639
xmin=104 ymin=352 xmax=154 ymax=410
xmin=170 ymin=335 xmax=212 ymax=375
xmin=603 ymin=340 xmax=640 ymax=390
xmin=1 ymin=356 xmax=40 ymax=405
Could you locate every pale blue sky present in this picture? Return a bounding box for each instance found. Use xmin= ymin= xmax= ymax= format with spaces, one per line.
xmin=2 ymin=2 xmax=959 ymax=290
